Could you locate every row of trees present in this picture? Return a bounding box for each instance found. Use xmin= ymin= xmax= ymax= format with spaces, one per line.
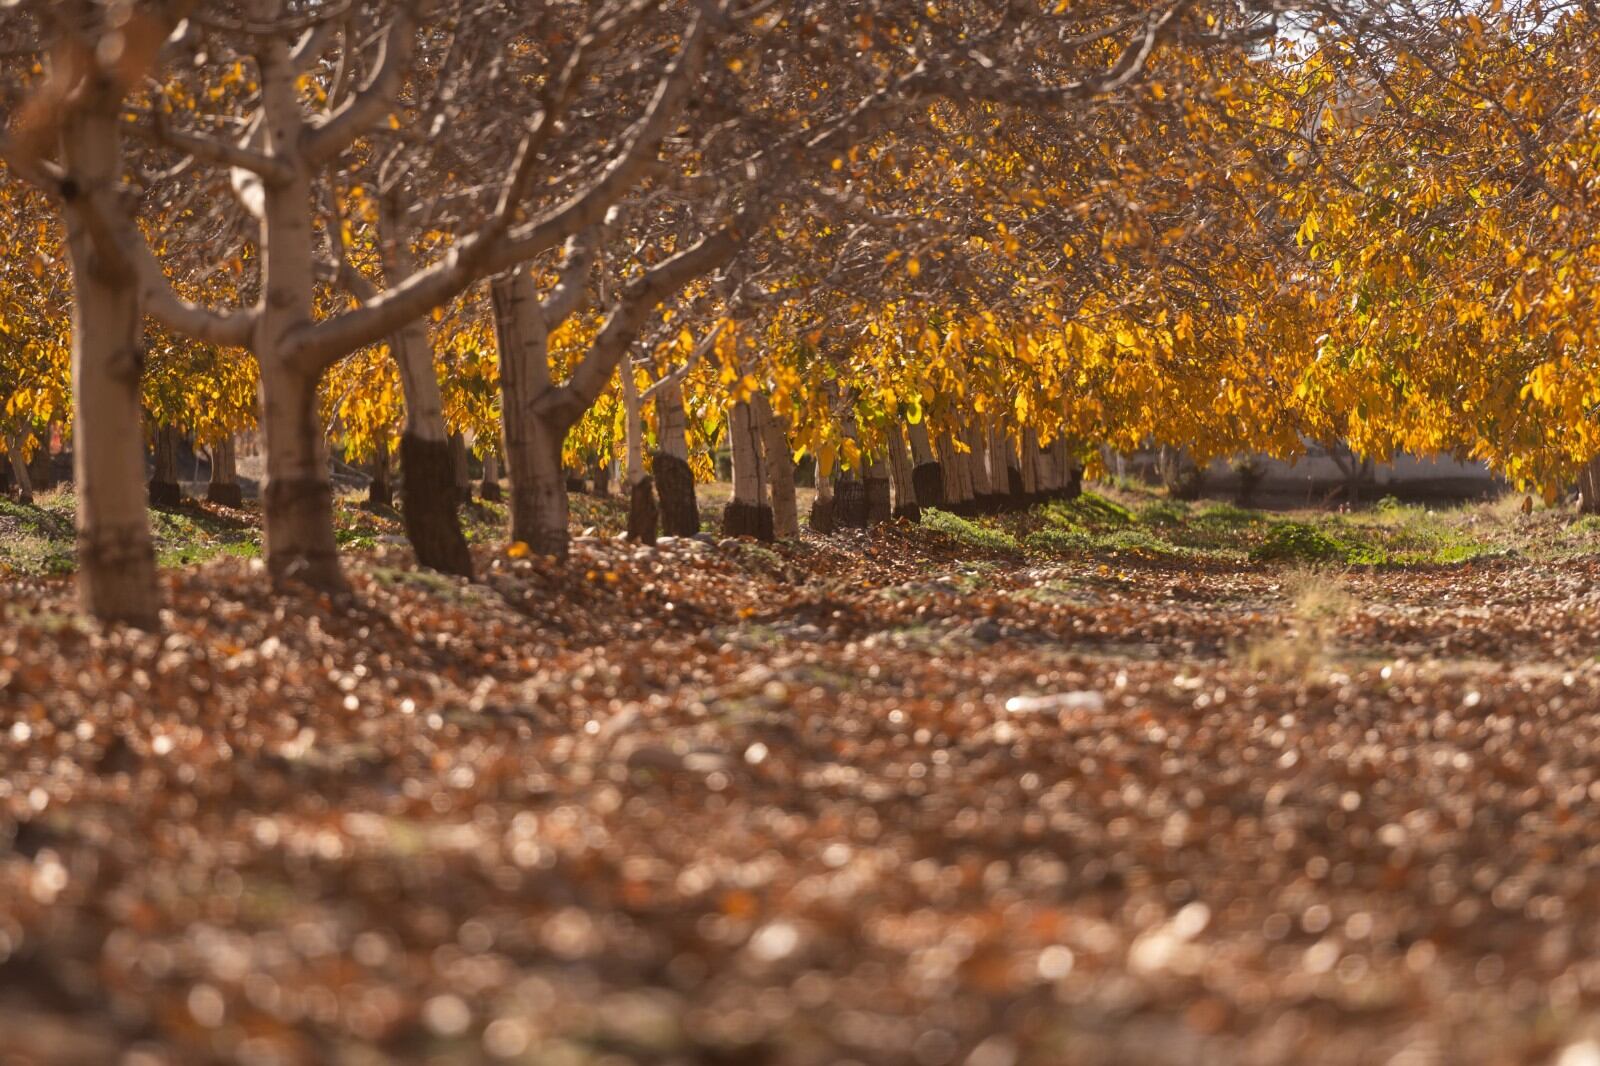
xmin=0 ymin=0 xmax=1595 ymax=627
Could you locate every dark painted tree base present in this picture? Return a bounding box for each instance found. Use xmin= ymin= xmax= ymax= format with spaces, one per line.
xmin=148 ymin=480 xmax=183 ymax=508
xmin=400 ymin=432 xmax=474 ymax=578
xmin=723 ymin=500 xmax=775 ymax=540
xmin=627 ymin=476 xmax=658 ymax=544
xmin=834 ymin=479 xmax=868 ymax=529
xmin=652 ymin=452 xmax=700 ymax=537
xmin=809 ymin=496 xmax=835 ymax=534
xmin=207 ymin=482 xmax=244 ymax=509
xmin=565 ymin=475 xmax=587 ymax=492
xmin=912 ymin=462 xmax=945 ymax=509
xmin=1007 ymin=467 xmax=1025 ymax=497
xmin=865 ymin=476 xmax=892 ymax=526
xmin=976 ymin=493 xmax=1007 ymax=515
xmin=893 ymin=504 xmax=921 ymax=524
xmin=479 ymin=480 xmax=502 ymax=502
xmin=946 ymin=498 xmax=978 ymax=517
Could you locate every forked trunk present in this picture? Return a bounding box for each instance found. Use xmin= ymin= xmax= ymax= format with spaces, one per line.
xmin=491 ymin=270 xmax=576 ymax=554
xmin=724 ymin=399 xmax=773 ymax=539
xmin=259 ymin=365 xmax=346 ymax=591
xmin=382 ymin=196 xmax=472 ymax=574
xmin=62 ymin=106 xmax=159 ymax=628
xmin=207 ymin=435 xmax=245 ymax=508
xmin=753 ymin=393 xmax=799 ymax=539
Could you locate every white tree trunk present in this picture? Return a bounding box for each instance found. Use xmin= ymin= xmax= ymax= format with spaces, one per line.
xmin=886 ymin=420 xmax=917 ymax=519
xmin=61 ymin=105 xmax=159 ymax=627
xmin=753 ymin=392 xmax=799 ymax=539
xmin=724 ymin=399 xmax=772 ymax=538
xmin=621 ymin=364 xmax=645 ymax=488
xmin=256 ymin=34 xmax=345 ymax=591
xmin=490 ymin=270 xmax=569 ymax=554
xmin=5 ymin=432 xmax=35 ymax=504
xmin=1022 ymin=429 xmax=1044 ymax=496
xmin=965 ymin=421 xmax=992 ymax=499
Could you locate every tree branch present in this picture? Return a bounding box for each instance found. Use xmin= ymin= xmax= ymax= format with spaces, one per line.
xmin=303 ymin=4 xmax=419 ymax=165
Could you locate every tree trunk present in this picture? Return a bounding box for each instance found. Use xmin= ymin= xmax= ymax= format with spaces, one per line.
xmin=753 ymin=393 xmax=799 ymax=540
xmin=588 ymin=456 xmax=610 ymax=498
xmin=1020 ymin=430 xmax=1041 ymax=497
xmin=937 ymin=430 xmax=974 ymax=515
xmin=965 ymin=421 xmax=996 ymax=513
xmin=379 ymin=184 xmax=473 ymax=577
xmin=865 ymin=450 xmax=892 ymax=526
xmin=809 ymin=461 xmax=836 ymax=534
xmin=886 ymin=421 xmax=919 ymax=522
xmin=514 ymin=410 xmax=571 ymax=556
xmin=907 ymin=419 xmax=944 ymax=510
xmin=492 ymin=270 xmax=575 ymax=554
xmin=1579 ymin=456 xmax=1600 ymax=514
xmin=364 ymin=436 xmax=392 ymax=508
xmin=620 ymin=362 xmax=656 ymax=542
xmin=259 ymin=365 xmax=345 ymax=591
xmin=447 ymin=432 xmax=471 ymax=503
xmin=724 ymin=399 xmax=773 ymax=539
xmin=834 ymin=470 xmax=868 ymax=528
xmin=208 ymin=435 xmax=244 ymax=508
xmin=149 ymin=424 xmax=183 ymax=507
xmin=61 ymin=106 xmax=159 ymax=627
xmin=5 ymin=432 xmax=35 ymax=505
xmin=479 ymin=451 xmax=502 ymax=502
xmin=653 ymin=379 xmax=699 ymax=536
xmin=27 ymin=424 xmax=53 ymax=493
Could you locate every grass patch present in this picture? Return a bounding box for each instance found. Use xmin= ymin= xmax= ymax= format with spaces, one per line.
xmin=1238 ymin=566 xmax=1357 ymax=679
xmin=921 ymin=508 xmax=1020 ymax=553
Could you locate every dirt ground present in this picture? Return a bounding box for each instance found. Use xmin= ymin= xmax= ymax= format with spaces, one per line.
xmin=2 ymin=509 xmax=1599 ymax=1065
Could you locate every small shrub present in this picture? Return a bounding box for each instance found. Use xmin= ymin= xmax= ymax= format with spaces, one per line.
xmin=1251 ymin=521 xmax=1347 ymax=563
